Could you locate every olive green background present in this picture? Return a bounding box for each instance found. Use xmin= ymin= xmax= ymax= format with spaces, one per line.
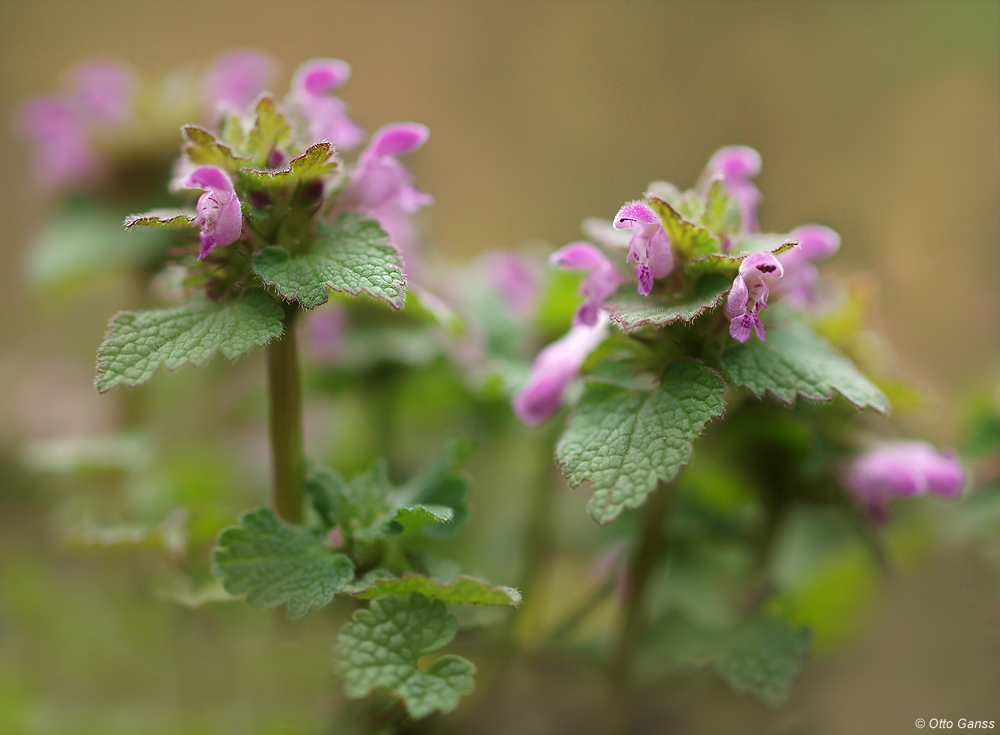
xmin=0 ymin=2 xmax=997 ymax=734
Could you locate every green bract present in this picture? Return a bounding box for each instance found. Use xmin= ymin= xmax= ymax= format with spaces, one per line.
xmin=721 ymin=321 xmax=890 ymax=413
xmin=335 ymin=593 xmax=476 ymax=718
xmin=96 ymin=289 xmax=284 ymax=392
xmin=557 ymin=359 xmax=727 ymax=524
xmin=252 ymin=213 xmax=406 ymax=310
xmin=214 ymin=508 xmax=354 ymax=621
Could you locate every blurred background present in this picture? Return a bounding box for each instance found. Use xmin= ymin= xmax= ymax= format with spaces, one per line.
xmin=0 ymin=1 xmax=997 ymax=734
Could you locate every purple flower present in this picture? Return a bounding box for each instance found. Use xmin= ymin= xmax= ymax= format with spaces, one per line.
xmin=16 ymin=96 xmax=99 ymax=191
xmin=845 ymin=441 xmax=966 ymax=520
xmin=72 ymin=60 xmax=134 ymax=125
xmin=725 ymin=251 xmax=784 ymax=343
xmin=477 ymin=252 xmax=541 ymax=317
xmin=339 ymin=123 xmax=432 ymax=272
xmin=613 ymin=201 xmax=674 ymax=296
xmin=513 ymin=317 xmax=608 ymax=426
xmin=706 ymin=146 xmax=762 ymax=233
xmin=182 ymin=166 xmax=243 ymax=259
xmin=203 ymin=51 xmax=275 ymax=118
xmin=550 ymin=243 xmax=622 ymax=326
xmin=777 ymin=225 xmax=841 ymax=308
xmin=288 ymin=59 xmax=365 ymax=150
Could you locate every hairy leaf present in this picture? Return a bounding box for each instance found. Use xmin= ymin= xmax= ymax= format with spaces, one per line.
xmin=720 ymin=321 xmax=890 ymax=413
xmin=335 ymin=593 xmax=476 ymax=718
xmin=253 ymin=213 xmax=406 ymax=309
xmin=350 ymin=573 xmax=521 ymax=607
xmin=715 ymin=618 xmax=811 ymax=707
xmin=648 ymin=196 xmax=720 ymax=260
xmin=96 ymin=289 xmax=283 ymax=392
xmin=684 ymin=240 xmax=798 ymax=280
xmin=246 ymin=96 xmax=293 ymax=167
xmin=238 ymin=142 xmax=338 ymax=188
xmin=557 ymin=359 xmax=726 ymax=524
xmin=123 ymin=209 xmax=196 ymax=229
xmin=702 ymin=178 xmax=742 ymax=237
xmin=182 ymin=125 xmax=246 ymax=171
xmin=605 ymin=273 xmax=731 ymax=330
xmin=214 ymin=508 xmax=354 ymax=621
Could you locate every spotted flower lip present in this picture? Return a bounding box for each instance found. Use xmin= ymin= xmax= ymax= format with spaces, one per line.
xmin=613 ymin=200 xmax=674 ymax=296
xmin=845 ymin=441 xmax=966 ymax=520
xmin=182 ymin=166 xmax=243 ymax=259
xmin=288 ymin=58 xmax=365 ymax=150
xmin=203 ymin=51 xmax=275 ymax=118
xmin=513 ymin=316 xmax=609 ymax=426
xmin=550 ymin=242 xmax=622 ymax=327
xmin=725 ymin=251 xmax=784 ymax=343
xmin=778 ymin=224 xmax=841 ymax=308
xmin=705 ymin=145 xmax=762 ymax=233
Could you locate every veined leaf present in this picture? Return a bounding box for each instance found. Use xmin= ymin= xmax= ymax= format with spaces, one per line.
xmin=350 ymin=573 xmax=521 ymax=607
xmin=605 ymin=273 xmax=731 ymax=330
xmin=238 ymin=142 xmax=338 ymax=188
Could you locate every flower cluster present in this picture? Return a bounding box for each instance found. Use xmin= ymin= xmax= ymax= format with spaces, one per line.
xmin=845 ymin=441 xmax=966 ymax=520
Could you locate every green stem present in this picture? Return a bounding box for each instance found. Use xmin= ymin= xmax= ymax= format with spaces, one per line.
xmin=612 ymin=482 xmax=673 ymax=686
xmin=267 ymin=305 xmax=305 ymax=524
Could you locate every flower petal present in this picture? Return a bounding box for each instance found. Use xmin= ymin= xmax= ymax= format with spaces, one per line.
xmin=204 ymin=51 xmax=275 ymax=114
xmin=293 ymin=59 xmax=351 ymax=95
xmin=738 ymin=251 xmax=784 ymax=279
xmin=367 ymin=123 xmax=429 ymax=158
xmin=614 ymin=200 xmax=659 ymax=229
xmin=708 ymin=145 xmax=762 ymax=181
xmin=789 ymin=224 xmax=841 ymax=260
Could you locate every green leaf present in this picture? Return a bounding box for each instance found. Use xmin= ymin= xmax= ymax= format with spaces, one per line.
xmin=246 ymin=96 xmax=293 ymax=167
xmin=714 ymin=617 xmax=811 ymax=707
xmin=557 ymin=359 xmax=726 ymax=524
xmin=605 ymin=273 xmax=731 ymax=331
xmin=238 ymin=142 xmax=338 ymax=188
xmin=720 ymin=321 xmax=890 ymax=413
xmin=702 ymin=178 xmax=742 ymax=237
xmin=182 ymin=125 xmax=246 ymax=172
xmin=95 ymin=289 xmax=283 ymax=392
xmin=123 ymin=209 xmax=196 ymax=229
xmin=684 ymin=240 xmax=798 ymax=280
xmin=648 ymin=196 xmax=720 ymax=260
xmin=350 ymin=573 xmax=521 ymax=607
xmin=335 ymin=593 xmax=476 ymax=718
xmin=253 ymin=213 xmax=406 ymax=309
xmin=214 ymin=508 xmax=354 ymax=621
xmin=390 ymin=504 xmax=455 ymax=533
xmin=395 ymin=438 xmax=472 ymax=537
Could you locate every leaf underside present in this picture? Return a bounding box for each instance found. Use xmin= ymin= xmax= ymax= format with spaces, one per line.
xmin=214 ymin=508 xmax=354 ymax=621
xmin=335 ymin=593 xmax=476 ymax=718
xmin=720 ymin=321 xmax=890 ymax=413
xmin=557 ymin=359 xmax=727 ymax=524
xmin=253 ymin=213 xmax=406 ymax=309
xmin=96 ymin=289 xmax=283 ymax=392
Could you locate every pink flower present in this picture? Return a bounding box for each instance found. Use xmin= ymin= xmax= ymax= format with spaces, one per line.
xmin=725 ymin=251 xmax=784 ymax=343
xmin=845 ymin=441 xmax=965 ymax=520
xmin=706 ymin=146 xmax=762 ymax=233
xmin=182 ymin=166 xmax=243 ymax=259
xmin=550 ymin=243 xmax=622 ymax=326
xmin=777 ymin=225 xmax=841 ymax=308
xmin=476 ymin=252 xmax=541 ymax=317
xmin=304 ymin=306 xmax=346 ymax=365
xmin=16 ymin=97 xmax=99 ymax=191
xmin=72 ymin=60 xmax=134 ymax=124
xmin=288 ymin=59 xmax=365 ymax=150
xmin=203 ymin=51 xmax=275 ymax=118
xmin=613 ymin=201 xmax=674 ymax=296
xmin=513 ymin=317 xmax=608 ymax=426
xmin=339 ymin=123 xmax=432 ymax=273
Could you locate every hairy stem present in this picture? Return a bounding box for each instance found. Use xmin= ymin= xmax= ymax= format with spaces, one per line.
xmin=267 ymin=305 xmax=305 ymax=524
xmin=612 ymin=482 xmax=673 ymax=686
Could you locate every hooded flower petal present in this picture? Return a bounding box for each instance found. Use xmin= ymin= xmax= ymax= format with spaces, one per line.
xmin=706 ymin=146 xmax=762 ymax=233
xmin=203 ymin=51 xmax=275 ymax=117
xmin=725 ymin=252 xmax=783 ymax=343
xmin=550 ymin=243 xmax=622 ymax=326
xmin=513 ymin=316 xmax=609 ymax=426
xmin=778 ymin=225 xmax=841 ymax=308
xmin=183 ymin=166 xmax=242 ymax=259
xmin=613 ymin=201 xmax=674 ymax=296
xmin=288 ymin=58 xmax=365 ymax=150
xmin=845 ymin=441 xmax=966 ymax=519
